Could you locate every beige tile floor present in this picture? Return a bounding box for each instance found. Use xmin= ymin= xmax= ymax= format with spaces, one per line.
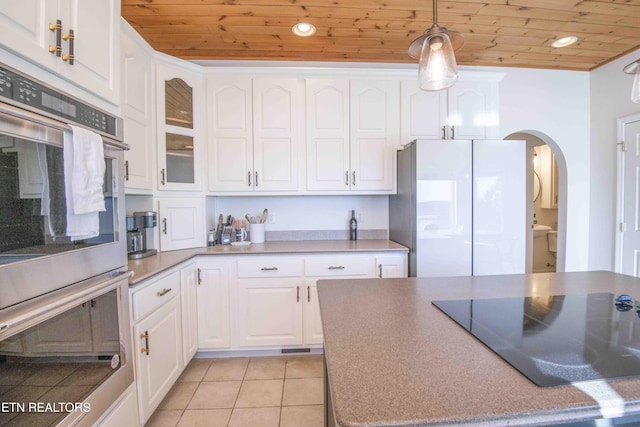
xmin=145 ymin=354 xmax=325 ymax=427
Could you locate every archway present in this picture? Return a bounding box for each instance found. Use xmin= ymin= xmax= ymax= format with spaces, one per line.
xmin=505 ymin=131 xmax=567 ymax=273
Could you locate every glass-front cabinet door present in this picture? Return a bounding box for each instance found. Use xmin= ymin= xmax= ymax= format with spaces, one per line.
xmin=156 ymin=63 xmax=203 ymax=191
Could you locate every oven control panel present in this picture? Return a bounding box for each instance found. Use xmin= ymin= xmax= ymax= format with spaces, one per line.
xmin=0 ymin=65 xmax=120 ymax=139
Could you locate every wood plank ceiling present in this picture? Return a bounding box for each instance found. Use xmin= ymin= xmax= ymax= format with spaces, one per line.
xmin=121 ymin=0 xmax=640 ymax=71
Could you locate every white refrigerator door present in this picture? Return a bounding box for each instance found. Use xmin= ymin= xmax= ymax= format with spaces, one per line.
xmin=473 ymin=140 xmax=526 ymax=275
xmin=415 ymin=140 xmax=473 ymax=277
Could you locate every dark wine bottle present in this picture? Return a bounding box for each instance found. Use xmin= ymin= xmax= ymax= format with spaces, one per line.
xmin=350 ymin=210 xmax=357 ymax=241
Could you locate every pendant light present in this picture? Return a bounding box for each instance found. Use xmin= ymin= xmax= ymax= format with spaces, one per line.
xmin=408 ymin=0 xmax=464 ymax=91
xmin=623 ymin=59 xmax=640 ymax=103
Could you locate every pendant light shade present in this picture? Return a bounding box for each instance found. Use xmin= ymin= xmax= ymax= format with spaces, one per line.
xmin=418 ymin=32 xmax=458 ymax=91
xmin=623 ymin=60 xmax=640 ymax=104
xmin=408 ymin=0 xmax=463 ymax=91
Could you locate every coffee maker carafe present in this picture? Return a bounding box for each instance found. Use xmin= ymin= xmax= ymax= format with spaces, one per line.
xmin=126 ymin=211 xmax=158 ymax=259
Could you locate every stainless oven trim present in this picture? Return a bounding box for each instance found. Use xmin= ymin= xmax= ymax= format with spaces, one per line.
xmin=0 ymin=102 xmax=128 ymax=150
xmin=0 ymin=270 xmax=134 ymax=427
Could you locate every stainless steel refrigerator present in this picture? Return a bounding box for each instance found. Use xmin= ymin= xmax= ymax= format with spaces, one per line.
xmin=390 ymin=139 xmax=526 ymax=277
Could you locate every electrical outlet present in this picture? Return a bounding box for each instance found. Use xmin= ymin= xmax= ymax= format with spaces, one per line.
xmin=268 ymin=213 xmax=275 ymax=224
xmin=357 ymin=212 xmax=364 ymax=223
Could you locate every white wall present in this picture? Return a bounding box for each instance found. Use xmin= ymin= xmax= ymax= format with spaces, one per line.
xmin=208 ymin=195 xmax=389 ymax=233
xmin=589 ymin=49 xmax=640 ymax=271
xmin=468 ymin=66 xmax=591 ymax=272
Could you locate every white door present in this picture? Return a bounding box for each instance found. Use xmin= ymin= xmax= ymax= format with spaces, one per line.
xmin=237 ymin=278 xmax=303 ymax=347
xmin=158 ymin=198 xmax=205 ymax=251
xmin=618 ymin=117 xmax=640 ymax=276
xmin=207 ymin=77 xmax=253 ymax=192
xmin=306 ymin=79 xmax=350 ymax=191
xmin=303 ymin=281 xmax=323 ymax=346
xmin=196 ymin=261 xmax=231 ymax=349
xmin=134 ymin=297 xmax=183 ymax=424
xmin=122 ymin=27 xmax=154 ymax=192
xmin=400 ymin=80 xmax=447 ymax=144
xmin=350 ymin=80 xmax=398 ymax=191
xmin=180 ymin=263 xmax=199 ymax=364
xmin=253 ymin=78 xmax=301 ymax=192
xmin=473 ymin=140 xmax=526 ymax=275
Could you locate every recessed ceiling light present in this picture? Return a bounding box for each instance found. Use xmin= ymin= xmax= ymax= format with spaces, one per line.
xmin=292 ymin=22 xmax=316 ymax=37
xmin=551 ymin=36 xmax=578 ymax=48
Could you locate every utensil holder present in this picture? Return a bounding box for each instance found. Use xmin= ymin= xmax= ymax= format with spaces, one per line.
xmin=250 ymin=223 xmax=265 ymax=243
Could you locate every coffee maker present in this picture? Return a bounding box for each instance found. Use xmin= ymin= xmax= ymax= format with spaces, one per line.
xmin=126 ymin=211 xmax=158 ymax=259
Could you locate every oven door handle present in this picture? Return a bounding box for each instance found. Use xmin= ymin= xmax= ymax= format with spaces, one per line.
xmin=0 ymin=270 xmax=132 ymax=338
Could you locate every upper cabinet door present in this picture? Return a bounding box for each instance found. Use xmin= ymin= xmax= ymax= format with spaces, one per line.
xmin=400 ymin=80 xmax=447 ymax=144
xmin=350 ymin=80 xmax=398 ymax=191
xmin=306 ymin=79 xmax=350 ymax=191
xmin=122 ymin=25 xmax=153 ymax=192
xmin=0 ymin=0 xmax=58 ymax=72
xmin=207 ymin=77 xmax=253 ymax=192
xmin=0 ymin=0 xmax=120 ymax=104
xmin=447 ymin=79 xmax=499 ymax=140
xmin=252 ymin=78 xmax=301 ymax=192
xmin=156 ymin=63 xmax=203 ymax=191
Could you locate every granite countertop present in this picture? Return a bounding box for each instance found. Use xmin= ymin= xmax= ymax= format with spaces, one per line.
xmin=128 ymin=239 xmax=408 ymax=286
xmin=317 ymin=271 xmax=640 ymax=427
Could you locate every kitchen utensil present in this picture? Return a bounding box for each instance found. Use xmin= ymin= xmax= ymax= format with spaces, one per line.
xmin=245 ymin=214 xmax=254 ymax=224
xmin=261 ymin=208 xmax=268 ymax=224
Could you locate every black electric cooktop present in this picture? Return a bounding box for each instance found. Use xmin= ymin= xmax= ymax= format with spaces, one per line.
xmin=432 ymin=293 xmax=640 ymax=387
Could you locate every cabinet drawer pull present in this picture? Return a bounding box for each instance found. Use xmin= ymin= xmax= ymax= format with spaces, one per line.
xmin=352 ymin=171 xmax=356 ymax=186
xmin=61 ymin=29 xmax=74 ymax=65
xmin=248 ymin=171 xmax=251 ymax=186
xmin=307 ymin=286 xmax=310 ymax=302
xmin=441 ymin=125 xmax=446 ymax=140
xmin=378 ymin=264 xmax=383 ymax=278
xmin=328 ymin=266 xmax=345 ymax=270
xmin=260 ymin=267 xmax=279 ymax=271
xmin=140 ymin=331 xmax=150 ymax=355
xmin=48 ymin=20 xmax=62 ymax=57
xmin=197 ymin=268 xmax=202 ymax=285
xmin=345 ymin=171 xmax=349 ymax=186
xmin=124 ymin=160 xmax=129 ymax=181
xmin=297 ymin=285 xmax=300 ymax=302
xmin=162 ymin=218 xmax=167 ymax=234
xmin=156 ymin=287 xmax=172 ymax=297
xmin=255 ymin=171 xmax=259 ymax=187
xmin=160 ymin=168 xmax=166 ymax=185
xmin=450 ymin=125 xmax=455 ymax=139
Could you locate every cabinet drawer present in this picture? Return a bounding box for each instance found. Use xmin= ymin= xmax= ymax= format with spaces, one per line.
xmin=305 ymin=255 xmax=373 ymax=277
xmin=132 ymin=271 xmax=180 ymax=321
xmin=237 ymin=258 xmax=303 ymax=278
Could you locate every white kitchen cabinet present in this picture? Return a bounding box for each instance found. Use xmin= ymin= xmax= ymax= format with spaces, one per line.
xmin=237 ymin=278 xmax=304 ymax=347
xmin=157 ymin=197 xmax=205 ymax=251
xmin=94 ymin=384 xmax=140 ymax=427
xmin=133 ymin=291 xmax=183 ymax=424
xmin=196 ymin=260 xmax=232 ymax=349
xmin=303 ymin=281 xmax=323 ymax=346
xmin=121 ymin=23 xmax=154 ymax=193
xmin=306 ymin=79 xmax=398 ymax=192
xmin=400 ymin=74 xmax=501 ymax=144
xmin=156 ymin=62 xmax=204 ymax=191
xmin=0 ymin=0 xmax=120 ymax=104
xmin=375 ymin=254 xmax=408 ymax=278
xmin=180 ymin=262 xmax=198 ymax=364
xmin=207 ymin=77 xmax=301 ymax=193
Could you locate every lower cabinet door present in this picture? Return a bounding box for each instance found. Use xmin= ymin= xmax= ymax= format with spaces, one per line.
xmin=196 ymin=261 xmax=231 ymax=349
xmin=181 ymin=262 xmax=198 ymax=364
xmin=134 ymin=297 xmax=183 ymax=424
xmin=237 ymin=278 xmax=303 ymax=347
xmin=303 ymin=281 xmax=324 ymax=345
xmin=375 ymin=254 xmax=408 ymax=278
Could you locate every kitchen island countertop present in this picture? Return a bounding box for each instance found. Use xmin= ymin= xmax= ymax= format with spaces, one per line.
xmin=318 ymin=271 xmax=640 ymax=426
xmin=128 ymin=239 xmax=408 ymax=286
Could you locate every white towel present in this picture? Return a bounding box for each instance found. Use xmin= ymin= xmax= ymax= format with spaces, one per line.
xmin=63 ymin=125 xmax=106 ymax=241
